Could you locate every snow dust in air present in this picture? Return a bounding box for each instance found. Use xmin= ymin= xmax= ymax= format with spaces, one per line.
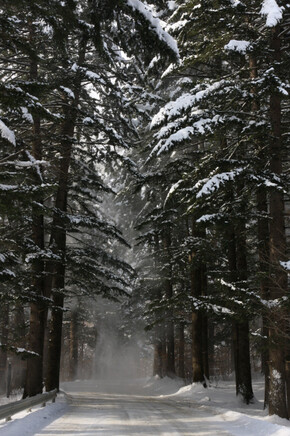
xmin=92 ymin=298 xmax=153 ymax=390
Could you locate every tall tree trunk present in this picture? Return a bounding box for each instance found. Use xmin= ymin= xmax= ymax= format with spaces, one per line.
xmin=257 ymin=188 xmax=270 ymax=407
xmin=201 ymin=262 xmax=209 ymax=380
xmin=202 ymin=315 xmax=209 ymax=380
xmin=235 ymin=222 xmax=253 ymax=404
xmin=69 ymin=309 xmax=79 ymax=381
xmin=228 ymin=222 xmax=253 ymax=403
xmin=177 ymin=322 xmax=185 ymax=379
xmin=162 ymin=231 xmax=175 ymax=377
xmin=267 ymin=24 xmax=288 ymax=419
xmin=13 ymin=304 xmax=26 ymax=389
xmin=45 ymin=36 xmax=88 ymax=392
xmin=153 ymin=237 xmax=165 ymax=378
xmin=249 ymin=53 xmax=270 ymax=408
xmin=0 ymin=304 xmax=9 ymax=394
xmin=190 ymin=220 xmax=205 ymax=384
xmin=153 ymin=340 xmax=163 ymax=378
xmin=24 ymin=24 xmax=46 ymax=397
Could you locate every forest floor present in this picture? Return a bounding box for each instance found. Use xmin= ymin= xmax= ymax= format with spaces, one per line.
xmin=0 ymin=376 xmax=290 ymax=435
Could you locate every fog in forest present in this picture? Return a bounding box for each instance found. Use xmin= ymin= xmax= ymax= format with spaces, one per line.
xmin=92 ymin=299 xmax=153 ymax=382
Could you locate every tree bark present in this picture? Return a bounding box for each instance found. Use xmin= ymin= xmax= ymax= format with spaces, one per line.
xmin=228 ymin=222 xmax=253 ymax=403
xmin=249 ymin=52 xmax=270 ymax=408
xmin=69 ymin=309 xmax=79 ymax=381
xmin=153 ymin=340 xmax=163 ymax=378
xmin=190 ymin=220 xmax=205 ymax=384
xmin=45 ymin=36 xmax=88 ymax=392
xmin=235 ymin=222 xmax=253 ymax=404
xmin=257 ymin=188 xmax=270 ymax=408
xmin=0 ymin=304 xmax=9 ymax=394
xmin=267 ymin=24 xmax=288 ymax=419
xmin=162 ymin=231 xmax=175 ymax=377
xmin=202 ymin=315 xmax=209 ymax=380
xmin=177 ymin=322 xmax=185 ymax=379
xmin=23 ymin=23 xmax=46 ymax=397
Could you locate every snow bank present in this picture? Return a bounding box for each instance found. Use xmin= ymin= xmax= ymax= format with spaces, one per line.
xmin=143 ymin=375 xmax=185 ymax=395
xmin=220 ymin=410 xmax=290 ymax=436
xmin=0 ymin=396 xmax=67 ymax=436
xmin=153 ymin=378 xmax=290 ymax=436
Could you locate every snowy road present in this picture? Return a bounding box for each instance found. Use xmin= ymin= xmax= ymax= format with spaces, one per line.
xmin=17 ymin=379 xmax=235 ymax=436
xmin=31 ymin=389 xmax=232 ymax=435
xmin=1 ymin=379 xmax=290 ymax=435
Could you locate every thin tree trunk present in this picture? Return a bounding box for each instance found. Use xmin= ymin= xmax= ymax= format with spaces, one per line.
xmin=153 ymin=236 xmax=165 ymax=378
xmin=177 ymin=322 xmax=185 ymax=379
xmin=161 ymin=327 xmax=167 ymax=378
xmin=202 ymin=315 xmax=209 ymax=380
xmin=190 ymin=219 xmax=205 ymax=384
xmin=257 ymin=188 xmax=270 ymax=407
xmin=153 ymin=341 xmax=163 ymax=378
xmin=13 ymin=304 xmax=26 ymax=389
xmin=235 ymin=222 xmax=253 ymax=404
xmin=228 ymin=221 xmax=253 ymax=403
xmin=201 ymin=262 xmax=209 ymax=380
xmin=69 ymin=309 xmax=78 ymax=381
xmin=24 ymin=23 xmax=46 ymax=397
xmin=45 ymin=36 xmax=88 ymax=392
xmin=249 ymin=53 xmax=270 ymax=408
xmin=162 ymin=232 xmax=175 ymax=377
xmin=0 ymin=304 xmax=9 ymax=394
xmin=267 ymin=24 xmax=288 ymax=419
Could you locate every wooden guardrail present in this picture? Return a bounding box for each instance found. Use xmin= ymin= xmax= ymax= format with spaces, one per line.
xmin=0 ymin=389 xmax=57 ymax=422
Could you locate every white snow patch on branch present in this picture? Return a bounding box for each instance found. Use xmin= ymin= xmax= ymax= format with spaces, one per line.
xmin=164 ymin=180 xmax=183 ymax=205
xmin=151 ymin=80 xmax=224 ymax=128
xmin=224 ymin=40 xmax=251 ymax=54
xmin=83 ymin=117 xmax=94 ymax=125
xmin=0 ymin=120 xmax=16 ymax=145
xmin=280 ymin=261 xmax=290 ymax=271
xmin=260 ymin=0 xmax=283 ymax=27
xmin=21 ymin=107 xmax=34 ymax=123
xmin=60 ymin=86 xmax=75 ymax=99
xmin=127 ymin=0 xmax=179 ymax=56
xmin=167 ymin=1 xmax=178 ymax=10
xmin=0 ymin=268 xmax=16 ymax=277
xmin=25 ymin=151 xmax=44 ymax=181
xmin=153 ymin=126 xmax=194 ymax=155
xmin=195 ymin=169 xmax=243 ymax=198
xmin=196 ymin=214 xmax=222 ymax=223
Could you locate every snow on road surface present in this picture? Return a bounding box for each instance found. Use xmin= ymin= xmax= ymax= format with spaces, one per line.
xmin=0 ymin=378 xmax=290 ymax=436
